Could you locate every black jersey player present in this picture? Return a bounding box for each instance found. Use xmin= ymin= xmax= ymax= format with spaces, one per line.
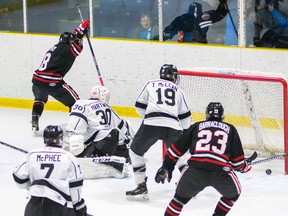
xmin=31 ymin=20 xmax=90 ymax=132
xmin=155 ymin=102 xmax=252 ymax=216
xmin=153 ymin=0 xmax=228 ymax=43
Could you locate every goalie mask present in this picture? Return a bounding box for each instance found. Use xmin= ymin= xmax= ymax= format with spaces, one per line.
xmin=43 ymin=125 xmax=63 ymax=147
xmin=160 ymin=64 xmax=179 ymax=84
xmin=90 ymin=85 xmax=110 ymax=103
xmin=59 ymin=32 xmax=75 ymax=44
xmin=206 ymin=102 xmax=224 ymax=121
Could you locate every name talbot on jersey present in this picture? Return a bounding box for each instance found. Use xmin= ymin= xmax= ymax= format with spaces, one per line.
xmin=37 ymin=154 xmax=62 ymax=162
xmin=152 ymin=82 xmax=178 ymax=91
xmin=199 ymin=121 xmax=230 ymax=134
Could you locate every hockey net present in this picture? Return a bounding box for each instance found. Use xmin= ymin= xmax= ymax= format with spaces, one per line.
xmin=178 ymin=68 xmax=288 ymax=174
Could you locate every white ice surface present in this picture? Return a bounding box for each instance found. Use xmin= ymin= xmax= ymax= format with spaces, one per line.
xmin=0 ymin=107 xmax=288 ymax=216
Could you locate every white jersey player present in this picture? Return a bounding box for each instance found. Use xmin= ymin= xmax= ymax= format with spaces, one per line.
xmin=12 ymin=125 xmax=88 ymax=216
xmin=126 ymin=64 xmax=191 ymax=201
xmin=65 ymin=85 xmax=132 ymax=179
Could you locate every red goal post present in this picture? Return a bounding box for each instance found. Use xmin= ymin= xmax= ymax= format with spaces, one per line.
xmin=178 ymin=69 xmax=288 ymax=174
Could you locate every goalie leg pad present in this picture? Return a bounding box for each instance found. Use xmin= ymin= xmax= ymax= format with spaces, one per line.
xmin=78 ymin=156 xmax=130 ymax=179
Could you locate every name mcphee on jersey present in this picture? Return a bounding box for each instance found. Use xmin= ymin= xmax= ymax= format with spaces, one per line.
xmin=152 ymin=81 xmax=179 ymax=91
xmin=199 ymin=121 xmax=230 ymax=134
xmin=36 ymin=154 xmax=62 ymax=162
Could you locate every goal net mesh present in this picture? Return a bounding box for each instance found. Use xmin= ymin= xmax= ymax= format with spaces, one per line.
xmin=178 ymin=68 xmax=287 ymax=156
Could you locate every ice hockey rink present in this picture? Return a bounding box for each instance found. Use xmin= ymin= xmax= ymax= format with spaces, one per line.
xmin=1 ymin=107 xmax=288 ymax=216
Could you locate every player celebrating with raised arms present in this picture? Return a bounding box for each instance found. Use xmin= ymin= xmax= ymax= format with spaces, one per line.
xmin=31 ymin=20 xmax=90 ymax=132
xmin=12 ymin=125 xmax=89 ymax=216
xmin=126 ymin=64 xmax=191 ymax=201
xmin=155 ymin=102 xmax=252 ymax=216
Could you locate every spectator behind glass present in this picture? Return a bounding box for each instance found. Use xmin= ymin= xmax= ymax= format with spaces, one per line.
xmin=224 ymin=0 xmax=256 ymax=46
xmin=153 ymin=0 xmax=228 ymax=43
xmin=133 ymin=12 xmax=158 ymax=40
xmin=254 ymin=0 xmax=288 ymax=47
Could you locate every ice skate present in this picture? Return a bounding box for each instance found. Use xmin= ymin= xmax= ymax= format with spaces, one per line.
xmin=32 ymin=115 xmax=39 ymax=132
xmin=126 ymin=177 xmax=149 ymax=201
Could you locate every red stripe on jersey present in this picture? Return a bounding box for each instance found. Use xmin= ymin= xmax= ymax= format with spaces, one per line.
xmin=63 ymin=84 xmax=79 ymax=100
xmin=36 ymin=71 xmax=61 ymax=77
xmin=189 ymin=157 xmax=231 ymax=167
xmin=170 ymin=144 xmax=182 ymax=156
xmin=230 ymin=154 xmax=245 ymax=162
xmin=70 ymin=46 xmax=78 ymax=57
xmin=33 ymin=75 xmax=59 ymax=83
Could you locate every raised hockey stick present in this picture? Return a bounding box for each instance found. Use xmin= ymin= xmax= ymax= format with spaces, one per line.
xmin=251 ymin=153 xmax=288 ymax=165
xmin=73 ymin=0 xmax=105 ymax=86
xmin=0 ymin=140 xmax=28 ymax=154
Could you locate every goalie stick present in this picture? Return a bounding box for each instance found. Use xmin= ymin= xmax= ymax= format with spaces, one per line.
xmin=251 ymin=153 xmax=288 ymax=165
xmin=0 ymin=140 xmax=28 ymax=154
xmin=73 ymin=0 xmax=105 ymax=86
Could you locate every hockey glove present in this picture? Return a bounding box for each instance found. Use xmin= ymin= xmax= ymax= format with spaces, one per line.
xmin=155 ymin=166 xmax=173 ymax=184
xmin=74 ymin=20 xmax=90 ymax=39
xmin=239 ymin=161 xmax=252 ymax=173
xmin=74 ymin=198 xmax=87 ymax=216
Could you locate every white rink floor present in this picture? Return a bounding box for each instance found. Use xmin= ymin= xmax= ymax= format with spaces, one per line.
xmin=1 ymin=107 xmax=288 ymax=216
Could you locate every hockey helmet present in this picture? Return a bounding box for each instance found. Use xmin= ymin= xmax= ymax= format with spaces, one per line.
xmin=159 ymin=64 xmax=179 ymax=83
xmin=89 ymin=85 xmax=110 ymax=103
xmin=59 ymin=32 xmax=75 ymax=44
xmin=43 ymin=125 xmax=64 ymax=147
xmin=205 ymin=102 xmax=224 ymax=121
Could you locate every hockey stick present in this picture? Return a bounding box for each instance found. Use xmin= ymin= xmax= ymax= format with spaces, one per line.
xmin=251 ymin=153 xmax=288 ymax=165
xmin=0 ymin=140 xmax=28 ymax=154
xmin=225 ymin=2 xmax=238 ymax=38
xmin=246 ymin=151 xmax=258 ymax=164
xmin=73 ymin=0 xmax=105 ymax=86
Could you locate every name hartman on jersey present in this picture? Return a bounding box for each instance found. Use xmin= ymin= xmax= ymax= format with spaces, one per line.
xmin=152 ymin=81 xmax=178 ymax=91
xmin=199 ymin=121 xmax=230 ymax=134
xmin=37 ymin=154 xmax=62 ymax=162
xmin=90 ymin=102 xmax=109 ymax=110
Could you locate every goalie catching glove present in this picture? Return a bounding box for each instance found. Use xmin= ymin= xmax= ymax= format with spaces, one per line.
xmin=74 ymin=20 xmax=90 ymax=39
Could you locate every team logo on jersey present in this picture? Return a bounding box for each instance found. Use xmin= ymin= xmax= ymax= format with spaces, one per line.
xmin=49 ymin=83 xmax=56 ymax=87
xmin=223 ymin=166 xmax=231 ymax=172
xmin=201 ymin=13 xmax=210 ymax=20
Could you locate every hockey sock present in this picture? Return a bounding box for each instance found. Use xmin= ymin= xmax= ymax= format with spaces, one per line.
xmin=213 ymin=196 xmax=236 ymax=216
xmin=32 ymin=101 xmax=44 ymax=116
xmin=164 ymin=194 xmax=190 ymax=216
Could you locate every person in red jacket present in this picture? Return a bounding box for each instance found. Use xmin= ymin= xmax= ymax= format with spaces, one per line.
xmin=31 ymin=20 xmax=90 ymax=132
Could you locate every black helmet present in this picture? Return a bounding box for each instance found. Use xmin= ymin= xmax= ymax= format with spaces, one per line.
xmin=159 ymin=64 xmax=178 ymax=83
xmin=43 ymin=125 xmax=63 ymax=147
xmin=59 ymin=32 xmax=75 ymax=44
xmin=206 ymin=102 xmax=224 ymax=121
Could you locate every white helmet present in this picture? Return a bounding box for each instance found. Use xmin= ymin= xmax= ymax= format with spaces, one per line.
xmin=89 ymin=85 xmax=110 ymax=103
